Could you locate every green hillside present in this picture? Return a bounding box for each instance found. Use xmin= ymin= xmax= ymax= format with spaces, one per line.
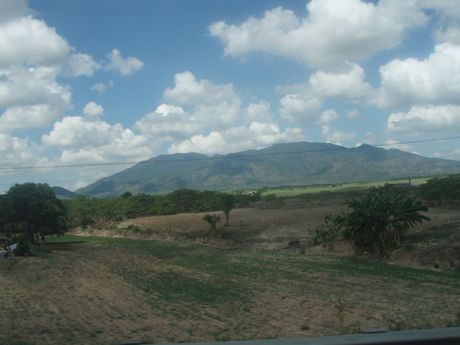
xmin=77 ymin=142 xmax=460 ymax=197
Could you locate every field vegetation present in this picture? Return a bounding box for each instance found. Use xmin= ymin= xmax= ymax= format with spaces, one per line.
xmin=1 ymin=175 xmax=460 ymax=344
xmin=261 ymin=177 xmax=430 ymax=198
xmin=1 ymin=235 xmax=459 ymax=345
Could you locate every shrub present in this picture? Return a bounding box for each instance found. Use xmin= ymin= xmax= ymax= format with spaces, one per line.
xmin=309 ymin=214 xmax=343 ymax=246
xmin=14 ymin=237 xmax=30 ymax=256
xmin=203 ymin=214 xmax=221 ymax=230
xmin=340 ymin=186 xmax=429 ymax=258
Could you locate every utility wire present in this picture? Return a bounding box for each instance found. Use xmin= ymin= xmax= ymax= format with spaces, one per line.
xmin=1 ymin=135 xmax=460 ymax=171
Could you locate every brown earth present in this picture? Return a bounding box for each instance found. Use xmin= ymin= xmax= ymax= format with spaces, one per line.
xmin=75 ymin=203 xmax=460 ymax=269
xmin=2 ymin=202 xmax=460 ymax=344
xmin=1 ymin=239 xmax=459 ymax=345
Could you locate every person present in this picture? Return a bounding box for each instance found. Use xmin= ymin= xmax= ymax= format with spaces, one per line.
xmin=3 ymin=240 xmax=10 ymax=258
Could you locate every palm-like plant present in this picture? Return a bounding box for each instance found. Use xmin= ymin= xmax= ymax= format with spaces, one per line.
xmin=341 ymin=186 xmax=429 ymax=258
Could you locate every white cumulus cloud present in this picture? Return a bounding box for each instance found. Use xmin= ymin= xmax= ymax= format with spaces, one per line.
xmin=387 ymin=105 xmax=460 ymax=133
xmin=67 ymin=53 xmax=101 ymax=77
xmin=43 ymin=115 xmax=153 ymax=164
xmin=83 ymin=101 xmax=104 ymax=121
xmin=169 ymin=123 xmax=303 ymax=155
xmin=90 ymin=80 xmax=114 ymax=93
xmin=107 ymin=49 xmax=144 ymax=76
xmin=279 ymin=63 xmax=373 ymax=123
xmin=209 ymin=0 xmax=426 ymax=68
xmin=379 ymin=43 xmax=460 ymax=108
xmin=0 ymin=66 xmax=71 ymax=132
xmin=0 ymin=16 xmax=70 ymax=68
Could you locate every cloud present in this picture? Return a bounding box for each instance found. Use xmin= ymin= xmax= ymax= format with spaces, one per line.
xmin=0 ymin=104 xmax=67 ymax=133
xmin=432 ymin=148 xmax=460 ymax=161
xmin=435 ymin=26 xmax=460 ymax=45
xmin=209 ymin=0 xmax=426 ymax=68
xmin=245 ymin=101 xmax=274 ymax=123
xmin=169 ymin=122 xmax=303 ymax=155
xmin=90 ymin=80 xmax=114 ymax=93
xmin=135 ymin=103 xmax=201 ymax=140
xmin=279 ymin=93 xmax=322 ymax=123
xmin=137 ymin=74 xmax=281 ymax=141
xmin=106 ymin=49 xmax=144 ymax=76
xmin=0 ymin=66 xmax=71 ymax=132
xmin=0 ymin=16 xmax=70 ymax=68
xmin=83 ymin=101 xmax=104 ymax=121
xmin=378 ymin=43 xmax=460 ymax=107
xmin=0 ymin=0 xmax=28 ymax=22
xmin=137 ymin=71 xmax=304 ymax=155
xmin=317 ymin=109 xmax=355 ymax=145
xmin=347 ymin=109 xmax=360 ymax=119
xmin=387 ymin=105 xmax=460 ymax=133
xmin=67 ymin=53 xmax=100 ymax=77
xmin=318 ymin=109 xmax=339 ymax=126
xmin=163 ymin=71 xmax=243 ymax=128
xmin=279 ymin=63 xmax=373 ymax=123
xmin=384 ymin=139 xmax=411 ymax=151
xmin=0 ymin=133 xmax=47 ymax=168
xmin=42 ymin=115 xmax=153 ymax=164
xmin=321 ymin=126 xmax=356 ymax=145
xmin=420 ymin=1 xmax=460 ymax=44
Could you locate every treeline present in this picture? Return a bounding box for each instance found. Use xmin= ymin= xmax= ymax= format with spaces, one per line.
xmin=417 ymin=174 xmax=460 ymax=207
xmin=64 ymin=189 xmax=261 ymax=228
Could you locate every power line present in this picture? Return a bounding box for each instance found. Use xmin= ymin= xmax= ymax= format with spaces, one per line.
xmin=1 ymin=135 xmax=460 ymax=171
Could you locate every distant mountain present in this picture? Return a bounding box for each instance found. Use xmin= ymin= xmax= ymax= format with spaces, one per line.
xmin=77 ymin=141 xmax=460 ymax=197
xmin=52 ymin=186 xmax=76 ymax=199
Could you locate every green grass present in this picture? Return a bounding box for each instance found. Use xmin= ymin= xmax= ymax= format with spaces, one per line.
xmin=3 ymin=233 xmax=460 ymax=344
xmin=45 ymin=235 xmax=460 ymax=293
xmin=262 ymin=177 xmax=431 ymax=198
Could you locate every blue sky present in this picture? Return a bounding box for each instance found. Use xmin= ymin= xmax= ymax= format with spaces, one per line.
xmin=1 ymin=0 xmax=460 ymax=192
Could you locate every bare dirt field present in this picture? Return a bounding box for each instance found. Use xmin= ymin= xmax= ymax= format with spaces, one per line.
xmin=1 ymin=235 xmax=459 ymax=345
xmin=2 ymin=201 xmax=460 ymax=345
xmin=75 ymin=202 xmax=460 ymax=269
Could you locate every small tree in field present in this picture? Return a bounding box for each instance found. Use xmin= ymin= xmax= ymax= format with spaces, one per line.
xmin=218 ymin=193 xmax=235 ymax=226
xmin=339 ymin=186 xmax=429 ymax=258
xmin=203 ymin=214 xmax=221 ymax=230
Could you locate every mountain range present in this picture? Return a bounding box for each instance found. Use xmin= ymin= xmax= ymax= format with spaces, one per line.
xmin=76 ymin=141 xmax=460 ymax=197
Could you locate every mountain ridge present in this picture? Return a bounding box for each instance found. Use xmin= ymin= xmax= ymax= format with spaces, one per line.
xmin=77 ymin=141 xmax=460 ymax=197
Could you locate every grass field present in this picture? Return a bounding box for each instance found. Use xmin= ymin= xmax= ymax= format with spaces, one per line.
xmin=261 ymin=177 xmax=431 ymax=198
xmin=1 ymin=234 xmax=460 ymax=345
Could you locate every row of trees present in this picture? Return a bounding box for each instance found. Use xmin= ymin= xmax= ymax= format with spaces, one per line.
xmin=0 ymin=184 xmax=255 ymax=252
xmin=417 ymin=174 xmax=460 ymax=207
xmin=65 ymin=188 xmax=258 ymax=228
xmin=5 ymin=176 xmax=455 ymax=258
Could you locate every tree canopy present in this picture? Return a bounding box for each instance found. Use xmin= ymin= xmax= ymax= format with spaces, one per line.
xmin=0 ymin=183 xmax=68 ymax=245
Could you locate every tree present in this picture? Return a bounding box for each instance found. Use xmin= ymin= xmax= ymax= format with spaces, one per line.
xmin=67 ymin=194 xmax=95 ymax=229
xmin=218 ymin=193 xmax=236 ymax=226
xmin=418 ymin=174 xmax=460 ymax=207
xmin=339 ymin=186 xmax=429 ymax=258
xmin=2 ymin=183 xmax=68 ymax=249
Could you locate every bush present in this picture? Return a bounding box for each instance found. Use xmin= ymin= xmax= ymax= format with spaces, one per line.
xmin=203 ymin=214 xmax=221 ymax=230
xmin=14 ymin=238 xmax=30 ymax=256
xmin=309 ymin=214 xmax=343 ymax=246
xmin=340 ymin=186 xmax=429 ymax=258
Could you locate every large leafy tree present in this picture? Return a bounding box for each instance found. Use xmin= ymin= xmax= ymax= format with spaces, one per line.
xmin=340 ymin=186 xmax=429 ymax=258
xmin=1 ymin=183 xmax=68 ymax=245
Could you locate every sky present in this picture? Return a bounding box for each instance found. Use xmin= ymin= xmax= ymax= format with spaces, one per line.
xmin=1 ymin=0 xmax=460 ymax=192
